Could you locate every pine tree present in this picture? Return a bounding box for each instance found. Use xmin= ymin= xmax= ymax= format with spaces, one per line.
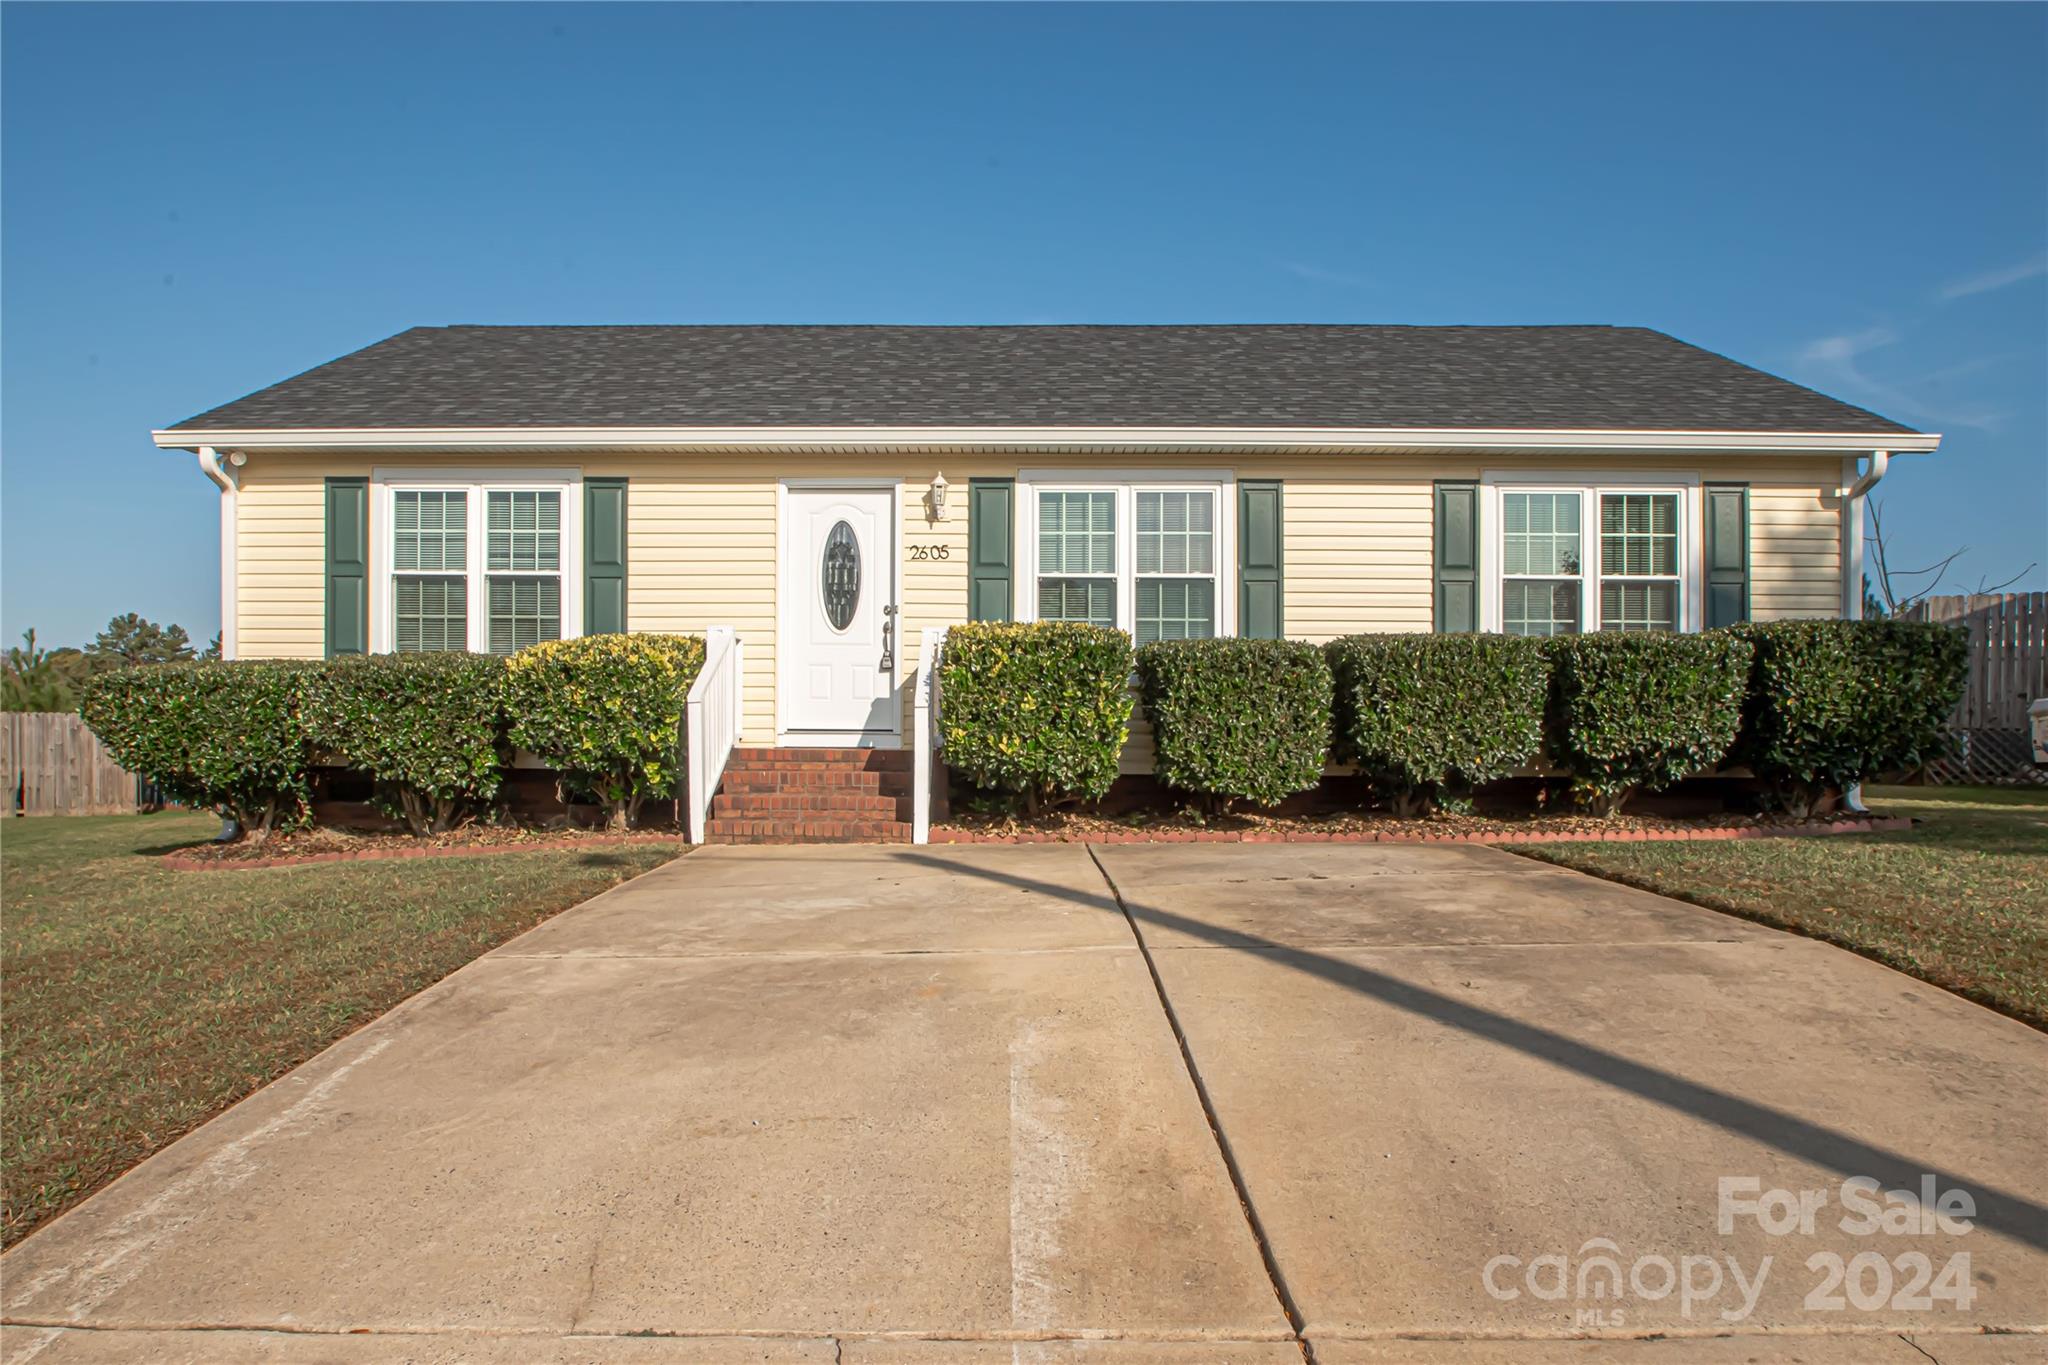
xmin=2 ymin=630 xmax=80 ymax=711
xmin=86 ymin=614 xmax=196 ymax=668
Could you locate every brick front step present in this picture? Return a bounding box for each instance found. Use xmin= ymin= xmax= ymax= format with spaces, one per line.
xmin=705 ymin=818 xmax=914 ymax=843
xmin=706 ymin=746 xmax=916 ymax=843
xmin=711 ymin=792 xmax=908 ymax=819
xmin=724 ymin=765 xmax=909 ymax=785
xmin=728 ymin=747 xmax=910 ymax=770
xmin=719 ymin=770 xmax=911 ymax=796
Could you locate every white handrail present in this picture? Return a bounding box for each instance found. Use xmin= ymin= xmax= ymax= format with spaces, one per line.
xmin=912 ymin=625 xmax=949 ymax=844
xmin=685 ymin=626 xmax=743 ymax=844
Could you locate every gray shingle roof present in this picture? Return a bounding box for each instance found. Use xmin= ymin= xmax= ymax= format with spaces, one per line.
xmin=166 ymin=324 xmax=1916 ymax=435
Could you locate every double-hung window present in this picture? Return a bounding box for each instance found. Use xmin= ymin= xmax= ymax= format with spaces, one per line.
xmin=1134 ymin=490 xmax=1216 ymax=643
xmin=484 ymin=490 xmax=563 ymax=652
xmin=1597 ymin=492 xmax=1681 ymax=631
xmin=376 ymin=472 xmax=580 ymax=654
xmin=1036 ymin=491 xmax=1118 ymax=628
xmin=1486 ymin=477 xmax=1695 ymax=635
xmin=1500 ymin=490 xmax=1584 ymax=637
xmin=392 ymin=491 xmax=469 ymax=652
xmin=1021 ymin=475 xmax=1232 ymax=639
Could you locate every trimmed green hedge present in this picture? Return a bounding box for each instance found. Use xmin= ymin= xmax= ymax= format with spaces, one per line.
xmin=83 ymin=636 xmax=709 ymax=841
xmin=504 ymin=633 xmax=706 ymax=832
xmin=82 ymin=660 xmax=312 ymax=840
xmin=1137 ymin=638 xmax=1331 ymax=811
xmin=1328 ymin=634 xmax=1550 ymax=816
xmin=79 ymin=620 xmax=1952 ymax=839
xmin=1543 ymin=631 xmax=1754 ymax=815
xmin=1733 ymin=619 xmax=1968 ymax=814
xmin=939 ymin=622 xmax=1133 ymax=813
xmin=300 ymin=653 xmax=508 ymax=835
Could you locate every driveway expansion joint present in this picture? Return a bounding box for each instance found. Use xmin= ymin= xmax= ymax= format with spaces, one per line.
xmin=1299 ymin=1324 xmax=2048 ymax=1342
xmin=488 ymin=944 xmax=1141 ymax=962
xmin=1084 ymin=844 xmax=1317 ymax=1365
xmin=0 ymin=1320 xmax=1307 ymax=1344
xmin=1143 ymin=936 xmax=1759 ymax=953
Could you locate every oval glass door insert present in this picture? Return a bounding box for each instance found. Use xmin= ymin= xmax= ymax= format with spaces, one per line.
xmin=821 ymin=520 xmax=861 ymax=631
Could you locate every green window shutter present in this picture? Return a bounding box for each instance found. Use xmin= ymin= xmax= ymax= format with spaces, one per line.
xmin=1434 ymin=481 xmax=1479 ymax=632
xmin=584 ymin=477 xmax=627 ymax=634
xmin=1237 ymin=479 xmax=1284 ymax=638
xmin=324 ymin=477 xmax=368 ymax=656
xmin=967 ymin=478 xmax=1014 ymax=621
xmin=1702 ymin=483 xmax=1750 ymax=628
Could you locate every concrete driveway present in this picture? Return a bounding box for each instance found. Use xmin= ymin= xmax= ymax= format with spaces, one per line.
xmin=5 ymin=842 xmax=2044 ymax=1364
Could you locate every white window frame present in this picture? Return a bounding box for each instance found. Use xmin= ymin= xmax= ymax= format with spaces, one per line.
xmin=1030 ymin=488 xmax=1121 ymax=629
xmin=1015 ymin=469 xmax=1237 ymax=638
xmin=1495 ymin=485 xmax=1589 ymax=637
xmin=370 ymin=467 xmax=583 ymax=654
xmin=1593 ymin=488 xmax=1687 ymax=633
xmin=1479 ymin=470 xmax=1701 ymax=635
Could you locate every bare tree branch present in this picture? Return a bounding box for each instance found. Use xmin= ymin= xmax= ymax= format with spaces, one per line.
xmin=1886 ymin=553 xmax=1971 ymax=579
xmin=1864 ymin=497 xmax=2034 ymax=615
xmin=1868 ymin=501 xmax=1900 ymax=612
xmin=1973 ymin=564 xmax=2039 ymax=596
xmin=1887 ymin=549 xmax=1966 ymax=587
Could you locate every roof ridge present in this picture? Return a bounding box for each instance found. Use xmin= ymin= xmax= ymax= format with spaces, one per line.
xmin=429 ymin=321 xmax=1633 ymax=332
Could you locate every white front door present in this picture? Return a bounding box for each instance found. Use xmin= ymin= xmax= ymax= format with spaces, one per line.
xmin=782 ymin=485 xmax=899 ymax=742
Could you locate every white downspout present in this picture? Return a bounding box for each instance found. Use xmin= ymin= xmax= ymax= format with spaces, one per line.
xmin=1841 ymin=449 xmax=1889 ymax=621
xmin=197 ymin=447 xmax=239 ymax=661
xmin=1840 ymin=450 xmax=1888 ymax=813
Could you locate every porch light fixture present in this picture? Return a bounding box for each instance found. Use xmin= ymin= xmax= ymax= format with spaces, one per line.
xmin=928 ymin=471 xmax=950 ymax=522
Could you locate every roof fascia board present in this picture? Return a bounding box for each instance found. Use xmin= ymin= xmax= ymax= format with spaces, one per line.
xmin=154 ymin=426 xmax=1939 ymax=455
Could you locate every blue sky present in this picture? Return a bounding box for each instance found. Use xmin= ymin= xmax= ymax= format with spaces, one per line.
xmin=4 ymin=1 xmax=2043 ymax=648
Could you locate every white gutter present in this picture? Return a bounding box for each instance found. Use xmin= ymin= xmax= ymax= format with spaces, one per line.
xmin=153 ymin=424 xmax=1944 ymax=456
xmin=196 ymin=446 xmax=238 ymax=661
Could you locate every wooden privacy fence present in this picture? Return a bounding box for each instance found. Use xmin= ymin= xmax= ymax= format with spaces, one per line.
xmin=1903 ymin=592 xmax=2047 ymax=784
xmin=3 ymin=712 xmax=148 ymax=816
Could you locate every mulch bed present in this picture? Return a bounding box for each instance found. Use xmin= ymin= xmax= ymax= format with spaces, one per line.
xmin=163 ymin=810 xmax=1916 ymax=862
xmin=162 ymin=823 xmax=680 ymax=871
xmin=932 ymin=809 xmax=1913 ymax=845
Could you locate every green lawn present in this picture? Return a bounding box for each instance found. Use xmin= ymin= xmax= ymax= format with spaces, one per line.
xmin=1 ymin=812 xmax=676 ymax=1248
xmin=1519 ymin=785 xmax=2048 ymax=1030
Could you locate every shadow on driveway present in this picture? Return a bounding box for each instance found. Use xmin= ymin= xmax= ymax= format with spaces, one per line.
xmin=900 ymin=848 xmax=2048 ymax=1255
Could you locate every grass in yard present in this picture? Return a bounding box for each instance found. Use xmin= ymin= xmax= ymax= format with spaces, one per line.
xmin=1518 ymin=785 xmax=2048 ymax=1030
xmin=1 ymin=812 xmax=676 ymax=1248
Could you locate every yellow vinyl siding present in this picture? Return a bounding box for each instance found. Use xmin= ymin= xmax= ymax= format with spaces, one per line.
xmin=235 ymin=467 xmax=329 ymax=659
xmin=1277 ymin=465 xmax=1438 ymax=640
xmin=622 ymin=475 xmax=779 ymax=741
xmin=228 ymin=450 xmax=1850 ymax=745
xmin=1748 ymin=478 xmax=1843 ymax=619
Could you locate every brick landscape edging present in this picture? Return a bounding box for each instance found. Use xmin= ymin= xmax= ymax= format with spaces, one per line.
xmin=163 ymin=831 xmax=680 ymax=871
xmin=163 ymin=816 xmax=1915 ymax=860
xmin=928 ymin=817 xmax=1914 ymax=845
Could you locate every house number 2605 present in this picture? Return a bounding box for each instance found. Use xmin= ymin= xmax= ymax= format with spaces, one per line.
xmin=908 ymin=545 xmax=951 ymax=560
